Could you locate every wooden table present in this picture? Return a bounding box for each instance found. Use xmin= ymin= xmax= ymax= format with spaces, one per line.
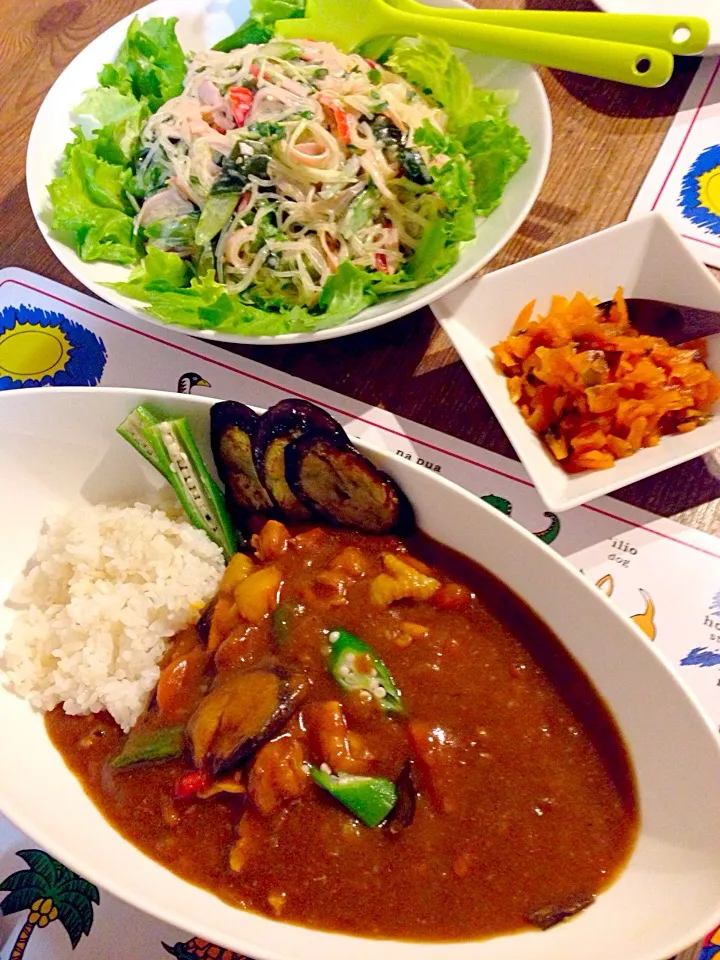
xmin=0 ymin=2 xmax=714 ymax=958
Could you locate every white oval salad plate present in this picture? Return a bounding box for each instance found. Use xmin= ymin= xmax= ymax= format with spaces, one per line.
xmin=1 ymin=386 xmax=720 ymax=960
xmin=25 ymin=0 xmax=551 ymax=345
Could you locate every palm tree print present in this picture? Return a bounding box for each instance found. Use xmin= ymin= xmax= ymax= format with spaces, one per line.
xmin=0 ymin=849 xmax=99 ymax=958
xmin=163 ymin=938 xmax=246 ymax=960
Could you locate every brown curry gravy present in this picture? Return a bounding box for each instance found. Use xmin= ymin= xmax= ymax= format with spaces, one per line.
xmin=45 ymin=526 xmax=638 ymax=941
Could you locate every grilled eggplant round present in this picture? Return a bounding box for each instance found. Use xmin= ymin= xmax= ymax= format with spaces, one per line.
xmin=284 ymin=433 xmax=415 ymax=534
xmin=253 ymin=399 xmax=346 ymax=523
xmin=210 ymin=402 xmax=273 ymax=516
xmin=187 ymin=661 xmax=308 ymax=775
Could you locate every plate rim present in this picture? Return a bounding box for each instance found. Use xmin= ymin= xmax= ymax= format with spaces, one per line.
xmin=3 ymin=386 xmax=720 ymax=960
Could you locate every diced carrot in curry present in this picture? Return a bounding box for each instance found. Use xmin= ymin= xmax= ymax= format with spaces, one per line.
xmin=408 ymin=720 xmax=459 ymax=815
xmin=156 ymin=648 xmax=208 ymax=723
xmin=431 ymin=583 xmax=472 ymax=612
xmin=491 ymin=287 xmax=720 ymax=472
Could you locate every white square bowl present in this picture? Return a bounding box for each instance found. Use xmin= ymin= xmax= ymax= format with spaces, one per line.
xmin=433 ymin=212 xmax=720 ymax=512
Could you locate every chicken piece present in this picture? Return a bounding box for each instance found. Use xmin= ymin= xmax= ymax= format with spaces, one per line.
xmin=304 ymin=700 xmax=372 ymax=775
xmin=251 ymin=520 xmax=290 ymax=562
xmin=249 ymin=737 xmax=309 ymax=816
xmin=369 ymin=553 xmax=440 ymax=608
xmin=229 ymin=813 xmax=263 ymax=873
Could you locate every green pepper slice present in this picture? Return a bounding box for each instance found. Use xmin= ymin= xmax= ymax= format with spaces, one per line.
xmin=310 ymin=767 xmax=397 ymax=828
xmin=111 ymin=725 xmax=185 ymax=769
xmin=145 ymin=416 xmax=238 ymax=561
xmin=327 ymin=628 xmax=404 ymax=714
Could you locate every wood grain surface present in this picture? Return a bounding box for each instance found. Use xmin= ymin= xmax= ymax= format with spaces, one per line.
xmin=0 ymin=7 xmax=715 ymax=951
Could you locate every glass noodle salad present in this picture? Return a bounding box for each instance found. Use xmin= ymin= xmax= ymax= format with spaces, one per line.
xmin=48 ymin=0 xmax=530 ymax=336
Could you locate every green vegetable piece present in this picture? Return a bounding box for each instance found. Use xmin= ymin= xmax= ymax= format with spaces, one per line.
xmin=272 ymin=602 xmax=300 ymax=647
xmin=111 ymin=725 xmax=185 ymax=769
xmin=98 ymin=16 xmax=186 ymax=114
xmin=193 ymin=241 xmax=216 ymax=279
xmin=311 ymin=767 xmax=397 ymax=827
xmin=327 ymin=628 xmax=404 ymax=714
xmin=214 ymin=0 xmax=305 ymax=50
xmin=213 ymin=20 xmax=274 ymax=52
xmin=399 ymin=147 xmax=433 ymax=186
xmin=116 ymin=404 xmax=168 ymax=477
xmin=196 ymin=194 xmax=240 ymax=246
xmin=145 ymin=416 xmax=239 ymax=561
xmin=212 ymin=152 xmax=271 ymax=196
xmin=368 ymin=68 xmax=382 ymax=84
xmin=145 ymin=213 xmax=200 ymax=252
xmin=339 ymin=189 xmax=378 ymax=237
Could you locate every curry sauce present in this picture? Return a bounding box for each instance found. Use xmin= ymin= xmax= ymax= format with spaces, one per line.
xmin=46 ymin=523 xmax=638 ymax=941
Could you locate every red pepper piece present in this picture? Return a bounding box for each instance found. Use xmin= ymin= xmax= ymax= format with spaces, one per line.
xmin=375 ymin=252 xmax=389 ymax=273
xmin=175 ymin=769 xmax=212 ymax=799
xmin=228 ymin=86 xmax=255 ymax=127
xmin=318 ymin=95 xmax=351 ymax=144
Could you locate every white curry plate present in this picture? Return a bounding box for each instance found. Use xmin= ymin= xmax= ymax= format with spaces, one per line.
xmin=0 ymin=386 xmax=720 ymax=960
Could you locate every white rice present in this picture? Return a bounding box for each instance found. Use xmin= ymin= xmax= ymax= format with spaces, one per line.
xmin=3 ymin=502 xmax=225 ymax=732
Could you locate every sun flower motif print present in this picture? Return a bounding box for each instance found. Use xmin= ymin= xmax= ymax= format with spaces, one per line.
xmin=0 ymin=306 xmax=107 ymax=391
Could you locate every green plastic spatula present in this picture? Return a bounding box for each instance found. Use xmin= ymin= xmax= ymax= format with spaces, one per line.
xmin=275 ymin=0 xmax=676 ymax=87
xmin=385 ymin=1 xmax=710 ymax=58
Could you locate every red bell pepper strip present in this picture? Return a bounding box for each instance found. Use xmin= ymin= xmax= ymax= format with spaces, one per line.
xmin=228 ymin=87 xmax=255 ymax=127
xmin=318 ymin=96 xmax=351 ymax=144
xmin=175 ymin=770 xmax=213 ymax=799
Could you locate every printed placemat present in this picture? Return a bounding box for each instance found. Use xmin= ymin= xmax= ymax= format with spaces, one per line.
xmin=2 ymin=266 xmax=719 ymax=960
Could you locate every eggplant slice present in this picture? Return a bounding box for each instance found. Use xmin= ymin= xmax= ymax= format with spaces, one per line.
xmin=253 ymin=399 xmax=347 ymax=523
xmin=211 ymin=402 xmax=273 ymax=515
xmin=385 ymin=760 xmax=417 ymax=834
xmin=195 ymin=597 xmax=217 ymax=646
xmin=187 ymin=661 xmax=308 ymax=775
xmin=285 ymin=433 xmax=415 ymax=534
xmin=526 ymin=892 xmax=596 ymax=930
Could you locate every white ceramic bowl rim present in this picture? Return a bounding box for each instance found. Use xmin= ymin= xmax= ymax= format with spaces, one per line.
xmin=2 ymin=387 xmax=720 ymax=960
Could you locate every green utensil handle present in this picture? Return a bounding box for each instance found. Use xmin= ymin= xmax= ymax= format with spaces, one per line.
xmin=389 ymin=1 xmax=710 ymax=57
xmin=278 ymin=10 xmax=675 ymax=88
